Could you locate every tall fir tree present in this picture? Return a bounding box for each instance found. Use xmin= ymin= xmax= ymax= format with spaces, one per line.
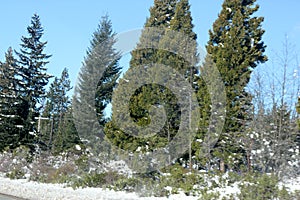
xmin=206 ymin=0 xmax=267 ymax=171
xmin=73 ymin=15 xmax=121 ymax=153
xmin=0 ymin=48 xmax=23 ymax=151
xmin=15 ymin=14 xmax=52 ymax=149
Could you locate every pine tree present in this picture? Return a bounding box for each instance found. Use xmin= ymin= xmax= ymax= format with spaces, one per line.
xmin=126 ymin=0 xmax=178 ymax=144
xmin=0 ymin=48 xmax=23 ymax=151
xmin=107 ymin=0 xmax=178 ymax=152
xmin=206 ymin=0 xmax=267 ymax=172
xmin=195 ymin=55 xmax=225 ymax=170
xmin=73 ymin=15 xmax=121 ymax=153
xmin=46 ymin=68 xmax=72 ymax=128
xmin=40 ymin=68 xmax=73 ymax=151
xmin=15 ymin=13 xmax=52 ymax=149
xmin=108 ymin=0 xmax=199 ymax=165
xmin=157 ymin=0 xmax=199 ymax=167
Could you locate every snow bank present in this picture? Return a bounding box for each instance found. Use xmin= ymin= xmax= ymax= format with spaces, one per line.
xmin=0 ymin=171 xmax=299 ymax=200
xmin=0 ymin=177 xmax=198 ymax=200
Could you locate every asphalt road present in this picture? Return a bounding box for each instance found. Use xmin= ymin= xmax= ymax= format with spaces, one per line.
xmin=0 ymin=194 xmax=26 ymax=200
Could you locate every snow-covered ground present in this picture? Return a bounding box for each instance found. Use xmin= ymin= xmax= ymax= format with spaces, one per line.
xmin=0 ymin=176 xmax=198 ymax=200
xmin=280 ymin=176 xmax=300 ymax=192
xmin=0 ymin=175 xmax=299 ymax=200
xmin=0 ymin=149 xmax=299 ymax=200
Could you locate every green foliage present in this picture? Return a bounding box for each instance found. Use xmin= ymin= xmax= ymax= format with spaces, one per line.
xmin=74 ymin=154 xmax=89 ymax=171
xmin=70 ymin=171 xmax=123 ymax=190
xmin=144 ymin=164 xmax=205 ymax=197
xmin=108 ymin=0 xmax=199 ymax=159
xmin=15 ymin=14 xmax=52 ymax=147
xmin=6 ymin=168 xmax=25 ymax=179
xmin=5 ymin=145 xmax=32 ymax=179
xmin=199 ymin=190 xmax=220 ymax=200
xmin=237 ymin=173 xmax=292 ymax=200
xmin=52 ymin=106 xmax=81 ymax=154
xmin=39 ymin=68 xmax=76 ymax=153
xmin=129 ymin=0 xmax=177 ymax=68
xmin=73 ymin=15 xmax=121 ymax=158
xmin=107 ymin=0 xmax=179 ymax=151
xmin=112 ymin=176 xmax=139 ymax=192
xmin=0 ymin=48 xmax=23 ymax=151
xmin=205 ymin=0 xmax=267 ymax=171
xmin=12 ymin=145 xmax=31 ymax=160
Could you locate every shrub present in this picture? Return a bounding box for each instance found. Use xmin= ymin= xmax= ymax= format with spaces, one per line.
xmin=237 ymin=173 xmax=293 ymax=200
xmin=6 ymin=168 xmax=25 ymax=179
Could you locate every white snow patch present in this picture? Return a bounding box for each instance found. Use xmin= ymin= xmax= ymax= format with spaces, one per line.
xmin=0 ymin=176 xmax=199 ymax=200
xmin=75 ymin=144 xmax=81 ymax=151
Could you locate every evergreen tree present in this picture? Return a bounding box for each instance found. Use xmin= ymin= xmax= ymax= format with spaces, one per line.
xmin=195 ymin=55 xmax=225 ymax=170
xmin=73 ymin=15 xmax=121 ymax=153
xmin=95 ymin=53 xmax=121 ymax=125
xmin=157 ymin=0 xmax=199 ymax=166
xmin=206 ymin=0 xmax=267 ymax=171
xmin=126 ymin=0 xmax=178 ymax=145
xmin=106 ymin=0 xmax=177 ymax=152
xmin=53 ymin=105 xmax=81 ymax=154
xmin=40 ymin=68 xmax=73 ymax=151
xmin=108 ymin=0 xmax=199 ymax=164
xmin=130 ymin=0 xmax=177 ymax=68
xmin=46 ymin=68 xmax=72 ymax=129
xmin=15 ymin=13 xmax=52 ymax=149
xmin=0 ymin=48 xmax=23 ymax=151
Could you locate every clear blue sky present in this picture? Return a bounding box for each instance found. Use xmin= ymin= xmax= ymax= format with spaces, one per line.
xmin=1 ymin=0 xmax=300 ymax=88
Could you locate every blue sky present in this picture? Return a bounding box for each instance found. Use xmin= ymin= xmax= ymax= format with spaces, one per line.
xmin=0 ymin=0 xmax=300 ymax=89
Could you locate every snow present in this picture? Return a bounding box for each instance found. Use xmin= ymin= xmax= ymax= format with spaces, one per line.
xmin=75 ymin=145 xmax=81 ymax=151
xmin=0 ymin=172 xmax=299 ymax=200
xmin=0 ymin=148 xmax=299 ymax=200
xmin=0 ymin=176 xmax=198 ymax=200
xmin=280 ymin=176 xmax=300 ymax=192
xmin=226 ymin=7 xmax=232 ymax=13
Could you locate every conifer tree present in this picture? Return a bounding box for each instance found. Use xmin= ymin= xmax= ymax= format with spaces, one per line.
xmin=130 ymin=0 xmax=177 ymax=68
xmin=73 ymin=15 xmax=121 ymax=150
xmin=107 ymin=0 xmax=178 ymax=152
xmin=53 ymin=105 xmax=80 ymax=154
xmin=108 ymin=0 xmax=199 ymax=160
xmin=15 ymin=14 xmax=52 ymax=149
xmin=127 ymin=0 xmax=178 ymax=141
xmin=157 ymin=0 xmax=199 ymax=166
xmin=40 ymin=68 xmax=73 ymax=151
xmin=206 ymin=0 xmax=267 ymax=171
xmin=46 ymin=68 xmax=72 ymax=129
xmin=0 ymin=48 xmax=23 ymax=150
